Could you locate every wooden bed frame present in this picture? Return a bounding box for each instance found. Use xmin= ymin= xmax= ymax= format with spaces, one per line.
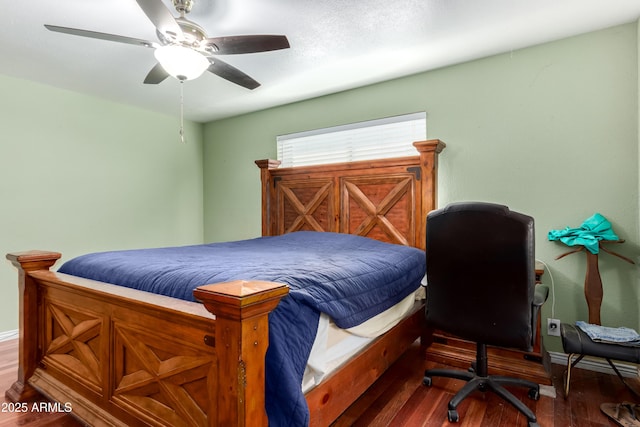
xmin=5 ymin=139 xmax=445 ymax=427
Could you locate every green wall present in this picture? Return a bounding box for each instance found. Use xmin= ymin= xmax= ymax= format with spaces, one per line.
xmin=1 ymin=22 xmax=637 ymax=352
xmin=204 ymin=23 xmax=639 ymax=352
xmin=0 ymin=75 xmax=204 ymax=332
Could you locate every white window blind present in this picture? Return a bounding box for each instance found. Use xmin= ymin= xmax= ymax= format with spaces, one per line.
xmin=276 ymin=112 xmax=427 ymax=168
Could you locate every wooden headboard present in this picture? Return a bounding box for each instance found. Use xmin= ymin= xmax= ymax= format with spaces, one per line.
xmin=255 ymin=139 xmax=445 ymax=250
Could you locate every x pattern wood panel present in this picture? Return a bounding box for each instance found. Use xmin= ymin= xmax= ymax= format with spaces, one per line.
xmin=43 ymin=302 xmax=103 ymax=392
xmin=277 ymin=179 xmax=334 ymax=234
xmin=341 ymin=175 xmax=416 ymax=246
xmin=112 ymin=325 xmax=214 ymax=427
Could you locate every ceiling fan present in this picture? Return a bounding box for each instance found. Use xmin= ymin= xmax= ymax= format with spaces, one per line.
xmin=44 ymin=0 xmax=290 ymax=89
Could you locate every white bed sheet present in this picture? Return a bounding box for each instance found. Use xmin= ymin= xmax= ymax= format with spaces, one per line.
xmin=302 ymin=283 xmax=426 ymax=393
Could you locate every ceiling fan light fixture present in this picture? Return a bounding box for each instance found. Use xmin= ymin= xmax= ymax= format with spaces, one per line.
xmin=154 ymin=45 xmax=209 ymax=80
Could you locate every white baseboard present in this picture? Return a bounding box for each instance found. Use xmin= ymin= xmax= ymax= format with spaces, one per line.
xmin=549 ymin=350 xmax=639 ymax=378
xmin=0 ymin=329 xmax=18 ymax=342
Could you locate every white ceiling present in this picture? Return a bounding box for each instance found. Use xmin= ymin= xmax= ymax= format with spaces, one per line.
xmin=3 ymin=0 xmax=640 ymax=123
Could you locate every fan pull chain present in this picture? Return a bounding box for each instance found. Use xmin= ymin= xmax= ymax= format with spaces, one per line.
xmin=179 ymin=79 xmax=186 ymax=144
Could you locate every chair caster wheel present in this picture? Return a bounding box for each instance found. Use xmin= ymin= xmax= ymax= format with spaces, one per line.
xmin=528 ymin=388 xmax=540 ymax=401
xmin=528 ymin=421 xmax=539 ymax=427
xmin=423 ymin=376 xmax=432 ymax=387
xmin=447 ymin=409 xmax=459 ymax=423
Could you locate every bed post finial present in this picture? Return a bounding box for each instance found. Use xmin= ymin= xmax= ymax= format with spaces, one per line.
xmin=5 ymin=250 xmax=62 ymax=402
xmin=255 ymin=159 xmax=281 ymax=237
xmin=413 ymin=139 xmax=445 ymax=250
xmin=194 ymin=280 xmax=288 ymax=427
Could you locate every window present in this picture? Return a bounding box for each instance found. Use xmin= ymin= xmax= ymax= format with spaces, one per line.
xmin=276 ymin=112 xmax=427 ymax=168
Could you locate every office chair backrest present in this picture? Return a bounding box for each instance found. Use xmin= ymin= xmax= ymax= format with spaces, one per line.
xmin=426 ymin=202 xmax=535 ymax=351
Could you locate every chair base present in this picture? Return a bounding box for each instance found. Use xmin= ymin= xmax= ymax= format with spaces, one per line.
xmin=424 ymin=344 xmax=540 ymax=427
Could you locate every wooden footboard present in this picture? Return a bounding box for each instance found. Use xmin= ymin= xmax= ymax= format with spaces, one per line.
xmin=6 ymin=251 xmax=425 ymax=427
xmin=6 ymin=250 xmax=288 ymax=427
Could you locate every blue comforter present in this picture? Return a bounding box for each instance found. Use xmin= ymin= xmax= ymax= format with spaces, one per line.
xmin=59 ymin=231 xmax=426 ymax=426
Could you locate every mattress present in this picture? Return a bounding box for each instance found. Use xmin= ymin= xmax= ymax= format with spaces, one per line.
xmin=302 ymin=281 xmax=426 ymax=393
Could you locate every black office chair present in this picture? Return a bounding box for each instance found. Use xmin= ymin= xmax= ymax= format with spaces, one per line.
xmin=423 ymin=202 xmax=548 ymax=427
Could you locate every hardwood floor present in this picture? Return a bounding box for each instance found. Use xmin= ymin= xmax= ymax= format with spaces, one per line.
xmin=332 ymin=343 xmax=639 ymax=427
xmin=0 ymin=338 xmax=637 ymax=426
xmin=0 ymin=339 xmax=83 ymax=426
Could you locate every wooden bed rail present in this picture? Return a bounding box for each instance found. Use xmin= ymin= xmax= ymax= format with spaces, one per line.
xmin=6 ymin=251 xmax=288 ymax=427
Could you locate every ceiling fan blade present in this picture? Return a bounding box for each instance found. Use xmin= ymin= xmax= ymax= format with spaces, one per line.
xmin=143 ymin=63 xmax=169 ymax=84
xmin=206 ymin=35 xmax=290 ymax=55
xmin=45 ymin=24 xmax=158 ymax=48
xmin=207 ymin=58 xmax=260 ymax=90
xmin=135 ymin=0 xmax=183 ymax=38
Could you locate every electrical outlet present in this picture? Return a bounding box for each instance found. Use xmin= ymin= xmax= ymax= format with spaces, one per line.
xmin=547 ymin=318 xmax=561 ymax=336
